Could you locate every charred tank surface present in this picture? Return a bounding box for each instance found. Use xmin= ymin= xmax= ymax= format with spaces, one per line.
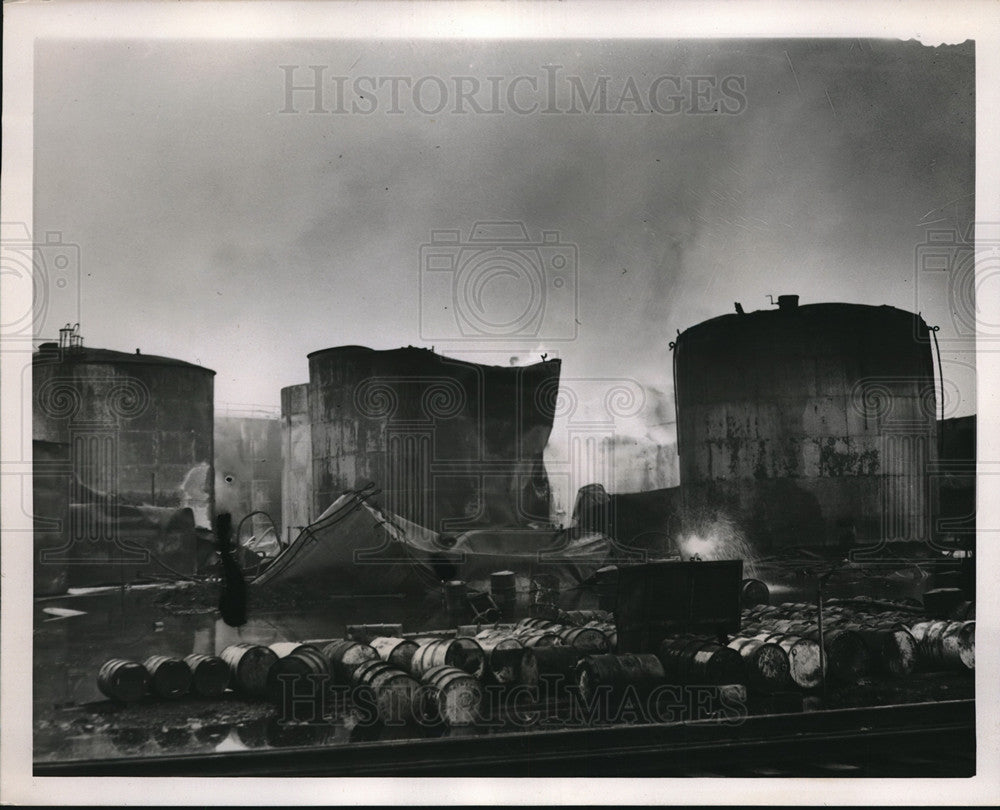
xmin=32 ymin=337 xmax=215 ymax=526
xmin=673 ymin=302 xmax=938 ymax=552
xmin=302 ymin=346 xmax=560 ymax=533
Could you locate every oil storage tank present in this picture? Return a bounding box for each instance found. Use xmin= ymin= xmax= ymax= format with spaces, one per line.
xmin=304 ymin=346 xmax=560 ymax=532
xmin=673 ymin=299 xmax=938 ymax=552
xmin=33 ymin=329 xmax=215 ymax=527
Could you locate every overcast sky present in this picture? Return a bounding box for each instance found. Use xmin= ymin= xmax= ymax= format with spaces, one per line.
xmin=34 ymin=37 xmax=975 ymax=499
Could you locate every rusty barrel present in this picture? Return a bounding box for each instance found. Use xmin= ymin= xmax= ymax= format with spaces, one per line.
xmin=444 ymin=580 xmax=468 ymax=619
xmin=576 ymin=653 xmax=665 ymax=704
xmin=266 ymin=646 xmax=329 ymax=705
xmin=369 ymin=637 xmax=420 ymax=671
xmin=727 ymin=637 xmax=790 ymax=693
xmin=420 ymin=664 xmax=483 ymax=726
xmin=842 ymin=624 xmax=918 ymax=677
xmin=657 ymin=637 xmax=745 ymax=685
xmin=320 ymin=639 xmax=380 ymax=684
xmin=517 ymin=618 xmax=561 ymax=632
xmin=589 ymin=625 xmax=617 ymax=652
xmin=474 ymin=631 xmax=526 ymax=685
xmin=143 ymin=655 xmax=193 ymax=699
xmin=269 ymin=642 xmax=321 ymax=659
xmin=562 ymin=609 xmax=613 ymax=626
xmin=97 ymin=658 xmax=149 ymax=703
xmin=911 ymin=620 xmax=975 ymax=670
xmin=345 ymin=623 xmax=404 ymax=644
xmin=183 ymin=653 xmax=230 ymax=699
xmin=558 ymin=626 xmax=610 ymax=653
xmin=759 ymin=634 xmax=825 ymax=690
xmin=220 ymin=643 xmax=279 ymax=699
xmin=456 ymin=623 xmax=519 ymax=637
xmin=352 ymin=659 xmax=422 ymax=725
xmin=939 ymin=620 xmax=975 ymax=670
xmin=595 ymin=565 xmax=619 ymax=611
xmin=741 ymin=578 xmax=770 ymax=607
xmin=531 ymin=646 xmax=585 ymax=683
xmin=518 ymin=631 xmax=564 ymax=648
xmin=490 ymin=570 xmax=517 ymax=618
xmin=801 ymin=627 xmax=870 ymax=682
xmin=410 ymin=637 xmax=485 ymax=679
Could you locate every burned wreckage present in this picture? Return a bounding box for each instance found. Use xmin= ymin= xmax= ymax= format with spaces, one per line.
xmin=31 ymin=303 xmax=977 ymax=777
xmin=258 ymin=346 xmax=625 ymax=602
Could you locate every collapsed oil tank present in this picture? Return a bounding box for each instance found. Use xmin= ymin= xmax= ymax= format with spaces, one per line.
xmin=672 ymin=299 xmax=938 ymax=553
xmin=32 ymin=326 xmax=215 ymax=527
xmin=296 ymin=345 xmax=560 ymax=532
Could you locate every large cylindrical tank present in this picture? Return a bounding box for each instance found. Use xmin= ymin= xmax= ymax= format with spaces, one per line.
xmin=33 ymin=439 xmax=71 ymax=595
xmin=306 ymin=345 xmax=560 ymax=532
xmin=280 ymin=383 xmax=313 ymax=542
xmin=32 ymin=342 xmax=215 ymax=526
xmin=673 ymin=301 xmax=938 ymax=551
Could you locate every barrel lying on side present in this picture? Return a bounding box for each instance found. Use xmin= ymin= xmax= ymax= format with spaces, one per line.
xmin=576 ymin=653 xmax=665 ymax=705
xmin=220 ymin=643 xmax=279 ymax=699
xmin=758 ymin=634 xmax=825 ymax=690
xmin=561 ymin=609 xmax=613 ymax=625
xmin=322 ymin=639 xmax=380 ymax=684
xmin=727 ymin=637 xmax=790 ymax=693
xmin=410 ymin=637 xmax=485 ymax=679
xmin=741 ymin=578 xmax=770 ymax=607
xmin=558 ymin=626 xmax=610 ymax=653
xmin=531 ymin=646 xmax=585 ymax=691
xmin=352 ymin=659 xmax=422 ymax=725
xmin=475 ymin=631 xmax=528 ymax=685
xmin=269 ymin=642 xmax=321 ymax=659
xmin=97 ymin=659 xmax=149 ymax=703
xmin=420 ymin=664 xmax=483 ymax=726
xmin=345 ymin=623 xmax=404 ymax=644
xmin=183 ymin=653 xmax=231 ymax=699
xmin=657 ymin=637 xmax=745 ymax=686
xmin=842 ymin=626 xmax=918 ymax=677
xmin=803 ymin=628 xmax=870 ymax=682
xmin=517 ymin=631 xmax=564 ymax=648
xmin=144 ymin=655 xmax=193 ymax=699
xmin=369 ymin=637 xmax=420 ymax=671
xmin=266 ymin=646 xmax=329 ymax=705
xmin=910 ymin=620 xmax=975 ymax=671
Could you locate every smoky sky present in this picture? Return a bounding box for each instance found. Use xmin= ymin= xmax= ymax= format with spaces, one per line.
xmin=34 ymin=38 xmax=975 ymax=429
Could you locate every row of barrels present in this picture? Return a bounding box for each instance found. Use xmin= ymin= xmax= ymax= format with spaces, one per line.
xmin=744 ymin=602 xmax=976 ymax=671
xmin=457 ymin=617 xmax=616 ymax=652
xmin=737 ymin=616 xmax=974 ymax=681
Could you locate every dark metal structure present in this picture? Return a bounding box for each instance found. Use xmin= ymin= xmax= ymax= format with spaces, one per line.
xmin=214 ymin=415 xmax=282 ymax=540
xmin=289 ymin=345 xmax=560 ymax=532
xmin=673 ymin=301 xmax=938 ymax=551
xmin=32 ymin=331 xmax=215 ymax=526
